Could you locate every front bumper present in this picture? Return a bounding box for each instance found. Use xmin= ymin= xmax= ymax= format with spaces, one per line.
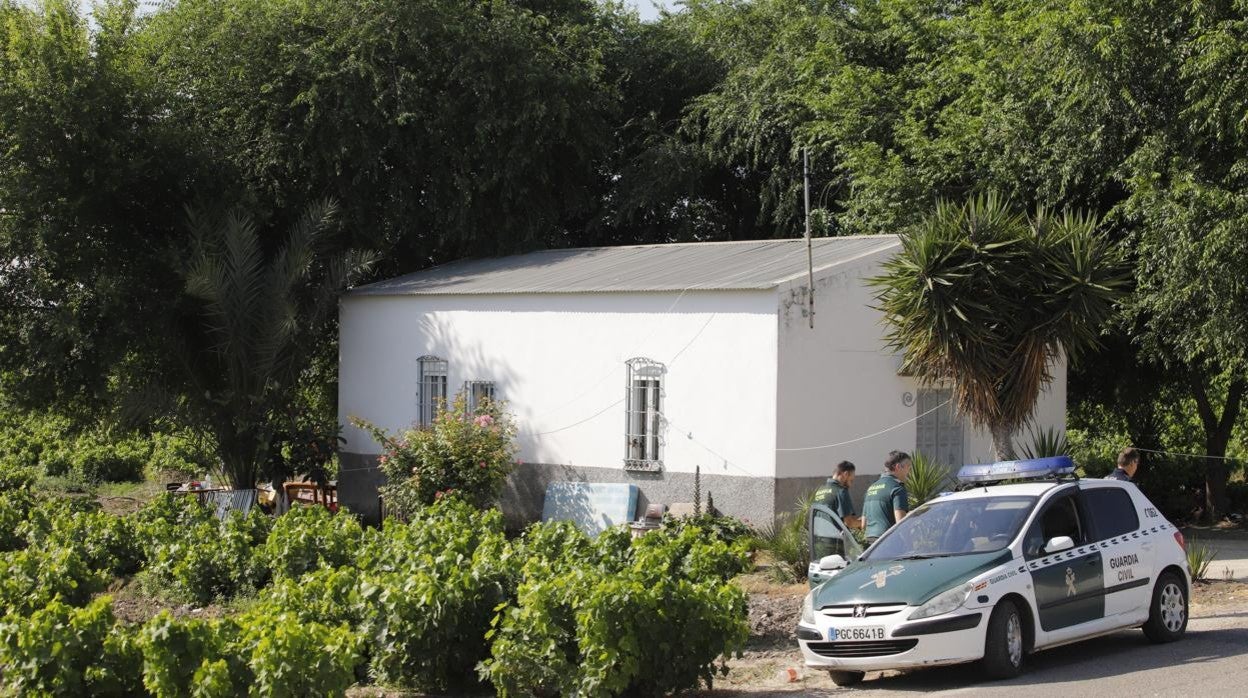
xmin=797 ymin=608 xmax=986 ymax=672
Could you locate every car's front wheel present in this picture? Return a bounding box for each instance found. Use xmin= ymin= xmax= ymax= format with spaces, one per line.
xmin=1143 ymin=570 xmax=1188 ymax=643
xmin=829 ymin=670 xmax=864 ymax=686
xmin=981 ymin=599 xmax=1024 ymax=679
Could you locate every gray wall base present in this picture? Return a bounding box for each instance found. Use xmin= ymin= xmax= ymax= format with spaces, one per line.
xmin=338 ymin=452 xmax=886 ymax=529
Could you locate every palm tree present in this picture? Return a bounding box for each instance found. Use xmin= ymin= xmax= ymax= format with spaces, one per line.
xmin=871 ymin=193 xmax=1127 ymax=462
xmin=180 ymin=199 xmax=376 ymax=489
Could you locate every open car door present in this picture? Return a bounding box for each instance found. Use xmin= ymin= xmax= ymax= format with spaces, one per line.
xmin=807 ymin=503 xmax=864 ymax=587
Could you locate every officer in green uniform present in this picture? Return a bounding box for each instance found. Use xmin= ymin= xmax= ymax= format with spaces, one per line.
xmin=813 ymin=460 xmax=862 ymax=529
xmin=864 ymin=450 xmax=913 ymax=543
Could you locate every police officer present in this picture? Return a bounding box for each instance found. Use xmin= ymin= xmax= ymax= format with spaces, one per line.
xmin=863 ymin=451 xmax=912 ymax=544
xmin=813 ymin=460 xmax=863 ymax=530
xmin=1106 ymin=447 xmax=1140 ymax=482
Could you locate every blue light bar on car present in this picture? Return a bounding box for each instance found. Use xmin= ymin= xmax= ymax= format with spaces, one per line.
xmin=956 ymin=456 xmax=1075 ymax=483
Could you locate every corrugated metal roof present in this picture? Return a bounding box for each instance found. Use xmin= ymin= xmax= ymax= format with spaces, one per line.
xmin=350 ymin=236 xmax=900 ymax=296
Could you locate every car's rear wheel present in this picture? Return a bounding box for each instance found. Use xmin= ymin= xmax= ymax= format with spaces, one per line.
xmin=981 ymin=599 xmax=1024 ymax=679
xmin=1143 ymin=570 xmax=1188 ymax=643
xmin=829 ymin=670 xmax=865 ymax=686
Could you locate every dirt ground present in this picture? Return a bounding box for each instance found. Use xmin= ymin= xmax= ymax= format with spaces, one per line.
xmin=695 ymin=574 xmax=1248 ymax=696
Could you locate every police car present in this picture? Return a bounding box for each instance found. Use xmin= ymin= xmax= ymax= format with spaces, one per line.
xmin=797 ymin=456 xmax=1190 ymax=687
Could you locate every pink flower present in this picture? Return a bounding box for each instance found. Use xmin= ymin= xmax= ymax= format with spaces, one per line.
xmin=479 ymin=462 xmax=486 ymax=469
xmin=378 ymin=455 xmax=388 ymax=465
xmin=474 ymin=414 xmax=495 ymax=427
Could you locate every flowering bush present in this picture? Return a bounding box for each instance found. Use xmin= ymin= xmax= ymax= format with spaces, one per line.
xmin=353 ymin=393 xmax=517 ymax=517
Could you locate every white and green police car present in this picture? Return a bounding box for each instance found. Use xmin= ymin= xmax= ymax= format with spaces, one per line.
xmin=797 ymin=456 xmax=1190 ymax=687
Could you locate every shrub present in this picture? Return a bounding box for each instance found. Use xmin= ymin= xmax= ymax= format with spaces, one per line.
xmin=263 ymin=505 xmax=363 ymax=580
xmin=233 ymin=611 xmax=363 ymax=697
xmin=0 ymin=546 xmax=109 ymax=616
xmin=356 ymin=498 xmax=515 ymax=690
xmin=27 ymin=508 xmax=145 ymax=576
xmin=147 ymin=430 xmax=217 ymax=479
xmin=0 ymin=490 xmax=37 ymax=551
xmin=481 ymin=524 xmax=749 ymax=697
xmin=138 ymin=611 xmax=235 ymax=696
xmin=0 ymin=462 xmax=37 ymax=491
xmin=659 ymin=512 xmax=757 ymax=548
xmin=0 ymin=597 xmax=143 ymax=697
xmin=353 ymin=393 xmax=517 ymax=517
xmin=906 ymin=450 xmax=952 ymax=507
xmin=138 ymin=606 xmax=363 ymax=697
xmin=756 ymin=490 xmax=815 ymax=583
xmin=1187 ymin=537 xmax=1218 ymax=582
xmin=146 ymin=509 xmax=270 ymax=604
xmin=71 ymin=439 xmax=148 ymax=483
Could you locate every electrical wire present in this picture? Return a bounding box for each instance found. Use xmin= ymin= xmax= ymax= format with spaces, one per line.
xmin=1129 ymin=447 xmax=1244 ymax=462
xmin=774 ymin=399 xmax=952 ymax=452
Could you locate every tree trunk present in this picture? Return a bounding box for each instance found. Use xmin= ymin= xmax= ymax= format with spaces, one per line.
xmin=1190 ymin=376 xmax=1245 ymax=523
xmin=990 ymin=421 xmax=1018 ymax=462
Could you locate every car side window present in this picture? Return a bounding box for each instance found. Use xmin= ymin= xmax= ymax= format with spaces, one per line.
xmin=1024 ymin=492 xmax=1085 ymax=559
xmin=811 ymin=507 xmax=847 ymax=561
xmin=1083 ymin=487 xmax=1139 ymax=539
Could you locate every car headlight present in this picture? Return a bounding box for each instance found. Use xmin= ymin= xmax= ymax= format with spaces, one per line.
xmin=908 ymin=582 xmax=973 ymax=620
xmin=801 ymin=591 xmax=816 ymax=625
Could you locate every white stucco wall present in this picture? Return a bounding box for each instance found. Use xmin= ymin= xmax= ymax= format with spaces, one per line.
xmin=773 ymin=249 xmax=1068 ymax=479
xmin=338 ymin=290 xmax=779 ymax=478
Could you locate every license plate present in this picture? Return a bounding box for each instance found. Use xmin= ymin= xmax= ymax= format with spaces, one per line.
xmin=828 ymin=626 xmax=885 ymax=641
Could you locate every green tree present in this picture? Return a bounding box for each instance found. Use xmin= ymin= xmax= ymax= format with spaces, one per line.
xmin=178 ymin=200 xmax=375 ymax=488
xmin=0 ymin=0 xmax=216 ymax=411
xmin=872 ymin=193 xmax=1127 ymax=460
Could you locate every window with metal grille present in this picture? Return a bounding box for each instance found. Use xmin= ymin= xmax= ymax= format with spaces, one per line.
xmin=464 ymin=380 xmax=496 ymax=414
xmin=417 ymin=356 xmax=448 ymax=426
xmin=624 ymin=358 xmax=665 ymax=471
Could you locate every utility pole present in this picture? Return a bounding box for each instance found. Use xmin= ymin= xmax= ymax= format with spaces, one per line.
xmin=804 ymin=148 xmax=815 ymax=329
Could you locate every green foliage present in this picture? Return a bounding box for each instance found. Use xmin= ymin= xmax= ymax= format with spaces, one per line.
xmin=138 ymin=611 xmax=233 ymax=697
xmin=262 ymin=505 xmax=363 ymax=581
xmin=872 ymin=193 xmax=1127 ymax=459
xmin=756 ymin=490 xmax=816 ymax=583
xmin=234 ymin=611 xmax=363 ymax=698
xmin=0 ymin=462 xmax=37 ymax=492
xmin=0 ymin=597 xmax=142 ymax=698
xmin=660 ymin=512 xmax=758 ymax=549
xmin=482 ymin=523 xmax=749 ymax=696
xmin=0 ymin=546 xmax=109 ymax=616
xmin=1186 ymin=537 xmax=1218 ymax=582
xmin=906 ymin=451 xmax=952 ymax=508
xmin=23 ymin=505 xmax=144 ymax=577
xmin=354 ymin=498 xmax=515 ymax=691
xmin=356 ymin=394 xmax=518 ymax=516
xmin=1020 ymin=425 xmax=1072 ymax=460
xmin=136 ymin=608 xmax=363 ymax=698
xmin=66 ymin=438 xmax=148 ymax=483
xmin=145 ymin=508 xmax=272 ymax=605
xmin=179 ymin=199 xmax=375 ymax=490
xmin=0 ymin=490 xmax=37 ymax=551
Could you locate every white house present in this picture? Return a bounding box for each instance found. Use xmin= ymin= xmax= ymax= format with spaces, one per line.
xmin=337 ymin=237 xmax=1066 ymax=525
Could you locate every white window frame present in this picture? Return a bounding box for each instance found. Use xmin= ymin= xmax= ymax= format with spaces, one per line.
xmin=624 ymin=357 xmax=665 ymax=471
xmin=464 ymin=380 xmax=497 ymax=414
xmin=417 ymin=355 xmax=448 ymax=426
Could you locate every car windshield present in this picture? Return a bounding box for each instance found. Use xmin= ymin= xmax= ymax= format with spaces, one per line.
xmin=864 ymin=495 xmax=1037 ymax=561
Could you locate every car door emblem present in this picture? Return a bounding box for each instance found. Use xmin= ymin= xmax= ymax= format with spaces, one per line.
xmin=1065 ymin=567 xmax=1077 ymax=597
xmin=853 ymin=605 xmax=867 ymax=618
xmin=859 ymin=565 xmax=905 ymax=589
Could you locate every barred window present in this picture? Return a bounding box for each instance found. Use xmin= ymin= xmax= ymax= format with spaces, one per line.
xmin=417 ymin=356 xmax=448 ymax=426
xmin=465 ymin=380 xmax=496 ymax=414
xmin=624 ymin=358 xmax=665 ymax=471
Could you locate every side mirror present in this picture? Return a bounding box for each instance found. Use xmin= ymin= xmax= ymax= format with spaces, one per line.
xmin=818 ymin=554 xmax=848 ymax=571
xmin=1044 ymin=536 xmax=1074 ymax=554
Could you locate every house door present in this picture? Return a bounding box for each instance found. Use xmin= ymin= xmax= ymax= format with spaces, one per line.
xmin=916 ymin=388 xmax=963 ymax=467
